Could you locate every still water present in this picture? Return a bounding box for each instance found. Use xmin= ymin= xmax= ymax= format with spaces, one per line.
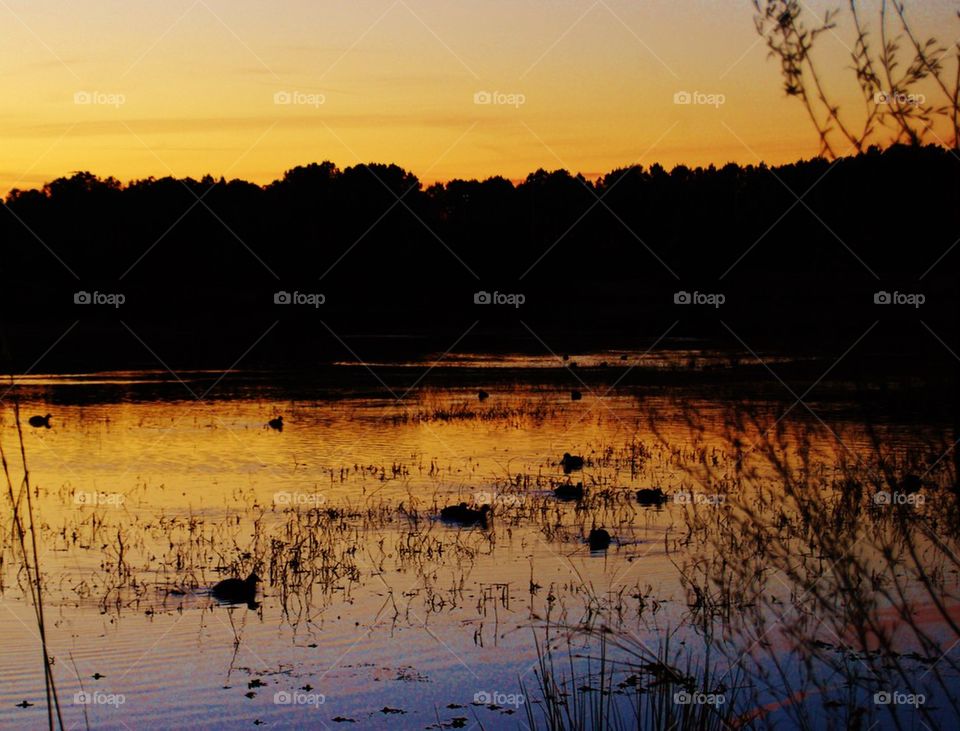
xmin=0 ymin=361 xmax=954 ymax=729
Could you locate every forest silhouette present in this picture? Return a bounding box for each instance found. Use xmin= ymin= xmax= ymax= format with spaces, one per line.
xmin=1 ymin=143 xmax=957 ymax=370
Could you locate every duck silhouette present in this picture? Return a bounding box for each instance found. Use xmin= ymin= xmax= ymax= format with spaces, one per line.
xmin=553 ymin=482 xmax=584 ymax=501
xmin=440 ymin=503 xmax=491 ymax=527
xmin=28 ymin=414 xmax=52 ymax=429
xmin=636 ymin=488 xmax=668 ymax=506
xmin=588 ymin=528 xmax=611 ymax=551
xmin=561 ymin=453 xmax=584 ymax=473
xmin=571 ymin=390 xmax=582 ymax=401
xmin=899 ymin=474 xmax=923 ymax=494
xmin=267 ymin=416 xmax=283 ymax=431
xmin=478 ymin=390 xmax=490 ymax=401
xmin=212 ymin=572 xmax=260 ymax=608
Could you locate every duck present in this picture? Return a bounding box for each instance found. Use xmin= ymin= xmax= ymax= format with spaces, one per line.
xmin=553 ymin=482 xmax=584 ymax=501
xmin=478 ymin=390 xmax=490 ymax=401
xmin=267 ymin=416 xmax=283 ymax=431
xmin=636 ymin=488 xmax=668 ymax=506
xmin=28 ymin=414 xmax=52 ymax=429
xmin=899 ymin=474 xmax=923 ymax=494
xmin=212 ymin=572 xmax=260 ymax=608
xmin=571 ymin=390 xmax=583 ymax=401
xmin=440 ymin=503 xmax=491 ymax=527
xmin=561 ymin=453 xmax=585 ymax=473
xmin=588 ymin=528 xmax=611 ymax=551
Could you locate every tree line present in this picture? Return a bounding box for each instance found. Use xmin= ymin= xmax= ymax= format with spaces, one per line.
xmin=1 ymin=144 xmax=957 ymax=368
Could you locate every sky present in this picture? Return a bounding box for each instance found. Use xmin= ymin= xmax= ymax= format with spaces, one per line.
xmin=0 ymin=0 xmax=957 ymax=193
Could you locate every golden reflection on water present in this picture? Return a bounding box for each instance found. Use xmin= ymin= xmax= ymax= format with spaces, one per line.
xmin=0 ymin=375 xmax=947 ymax=729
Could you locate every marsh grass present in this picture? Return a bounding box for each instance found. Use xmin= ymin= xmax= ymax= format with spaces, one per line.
xmin=2 ymin=402 xmax=64 ymax=730
xmin=522 ymin=625 xmax=741 ymax=731
xmin=657 ymin=403 xmax=960 ymax=728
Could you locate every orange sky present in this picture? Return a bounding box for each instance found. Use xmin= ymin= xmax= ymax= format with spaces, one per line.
xmin=0 ymin=0 xmax=957 ymax=193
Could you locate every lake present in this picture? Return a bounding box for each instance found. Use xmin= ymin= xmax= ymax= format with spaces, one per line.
xmin=1 ymin=354 xmax=957 ymax=730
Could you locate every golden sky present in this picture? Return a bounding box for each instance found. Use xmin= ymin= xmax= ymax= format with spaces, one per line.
xmin=0 ymin=0 xmax=957 ymax=193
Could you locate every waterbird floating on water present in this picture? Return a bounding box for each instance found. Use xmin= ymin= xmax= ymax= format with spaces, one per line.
xmin=899 ymin=474 xmax=923 ymax=494
xmin=636 ymin=488 xmax=669 ymax=506
xmin=561 ymin=453 xmax=585 ymax=473
xmin=440 ymin=503 xmax=491 ymax=527
xmin=588 ymin=528 xmax=611 ymax=551
xmin=478 ymin=390 xmax=490 ymax=401
xmin=571 ymin=390 xmax=583 ymax=401
xmin=212 ymin=572 xmax=260 ymax=608
xmin=28 ymin=414 xmax=52 ymax=429
xmin=268 ymin=416 xmax=283 ymax=431
xmin=554 ymin=482 xmax=584 ymax=501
